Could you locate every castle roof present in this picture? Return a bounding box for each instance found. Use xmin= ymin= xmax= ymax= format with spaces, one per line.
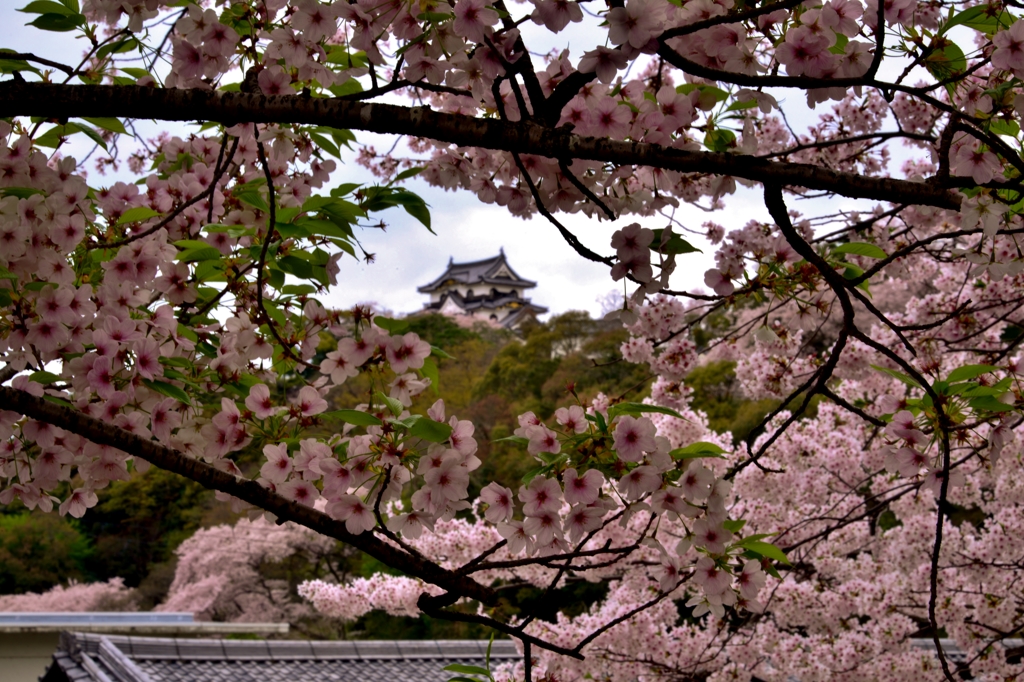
xmin=422 ymin=290 xmax=547 ymax=328
xmin=417 ymin=250 xmax=537 ymax=294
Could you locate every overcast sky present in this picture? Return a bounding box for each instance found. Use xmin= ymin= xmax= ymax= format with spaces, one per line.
xmin=1 ymin=7 xmax=913 ymax=319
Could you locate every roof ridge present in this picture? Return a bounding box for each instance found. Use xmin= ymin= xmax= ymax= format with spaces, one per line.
xmin=66 ymin=633 xmax=522 ymax=661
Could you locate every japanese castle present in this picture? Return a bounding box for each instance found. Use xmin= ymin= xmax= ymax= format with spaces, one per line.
xmin=417 ymin=249 xmax=547 ymax=328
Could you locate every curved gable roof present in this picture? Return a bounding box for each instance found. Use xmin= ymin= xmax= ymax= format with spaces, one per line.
xmin=417 ymin=251 xmax=537 ymax=293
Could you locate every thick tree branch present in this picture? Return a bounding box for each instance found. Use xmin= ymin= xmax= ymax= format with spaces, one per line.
xmin=0 ymin=385 xmax=497 ymax=606
xmin=0 ymin=82 xmax=960 ymax=210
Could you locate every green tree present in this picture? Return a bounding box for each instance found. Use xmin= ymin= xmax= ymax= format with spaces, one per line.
xmin=0 ymin=513 xmax=91 ymax=594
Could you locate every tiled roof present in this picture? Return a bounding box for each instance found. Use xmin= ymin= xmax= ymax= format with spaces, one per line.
xmin=44 ymin=632 xmax=1022 ymax=682
xmin=44 ymin=632 xmax=521 ymax=682
xmin=418 ymin=252 xmax=537 ymax=293
xmin=0 ymin=612 xmax=286 ymax=635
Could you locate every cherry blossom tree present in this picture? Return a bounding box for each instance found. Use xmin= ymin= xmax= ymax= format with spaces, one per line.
xmin=1 ymin=0 xmax=1024 ymax=679
xmin=0 ymin=578 xmax=136 ymax=612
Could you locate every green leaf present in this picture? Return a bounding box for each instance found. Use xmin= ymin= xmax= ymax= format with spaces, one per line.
xmin=27 ymin=11 xmax=85 ymax=32
xmin=235 ymin=188 xmax=269 ymax=212
xmin=29 ymin=370 xmax=61 ymax=385
xmin=833 ymin=242 xmax=887 ymax=259
xmin=263 ymin=301 xmax=287 ymax=328
xmin=142 ymin=379 xmax=192 ymax=405
xmin=277 ymin=254 xmax=314 ymax=279
xmin=725 ymin=98 xmax=758 ymax=112
xmin=119 ymin=67 xmax=151 ymax=79
xmin=443 ymin=664 xmax=492 ymax=676
xmin=493 ymin=435 xmax=529 ymax=445
xmin=118 ymin=206 xmax=161 ymax=225
xmin=308 ymin=131 xmax=341 ymax=158
xmin=670 ymin=441 xmax=727 ymax=460
xmin=829 ymin=31 xmax=849 ymax=54
xmin=42 ymin=394 xmax=74 ymax=409
xmin=722 ymin=518 xmax=746 ymax=533
xmin=990 ymin=118 xmax=1020 ymax=138
xmin=266 ymin=265 xmax=286 ymax=290
xmin=651 ymin=228 xmax=702 ymax=255
xmin=409 ymin=416 xmax=454 ymax=443
xmin=391 ymin=190 xmax=433 ymax=233
xmin=19 ymin=0 xmax=76 ymax=15
xmin=430 ymin=345 xmax=455 ymax=360
xmin=940 ymin=5 xmax=1016 ymax=36
xmin=947 ymin=364 xmax=999 ymax=383
xmin=193 ymin=260 xmax=225 ymax=283
xmin=321 ymin=409 xmax=383 ymax=426
xmin=608 ymin=402 xmax=686 ymax=421
xmin=738 ymin=539 xmax=790 ymax=564
xmin=969 ymin=395 xmax=1015 ymax=412
xmin=96 ymin=36 xmax=138 ymax=60
xmin=282 ymin=284 xmax=317 ymax=296
xmin=374 ymin=316 xmax=410 ymax=334
xmin=0 ymin=187 xmax=43 ymax=199
xmin=420 ymin=356 xmax=439 ymax=393
xmin=393 ymin=167 xmax=423 ymax=182
xmin=870 ymin=364 xmax=924 ymax=388
xmin=82 ymin=117 xmax=127 ymax=135
xmin=704 ymin=127 xmax=736 ymax=153
xmin=177 ymin=246 xmax=222 ymax=263
xmin=375 ymin=391 xmax=404 ymax=417
xmin=181 ymin=238 xmax=221 ymax=252
xmin=924 ymin=39 xmax=966 ymax=83
xmin=676 ymin=83 xmax=728 ymax=103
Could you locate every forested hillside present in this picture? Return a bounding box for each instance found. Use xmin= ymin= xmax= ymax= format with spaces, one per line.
xmin=0 ymin=311 xmax=776 ymax=638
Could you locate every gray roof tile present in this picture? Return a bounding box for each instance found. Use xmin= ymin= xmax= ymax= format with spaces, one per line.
xmin=46 ymin=633 xmax=522 ymax=682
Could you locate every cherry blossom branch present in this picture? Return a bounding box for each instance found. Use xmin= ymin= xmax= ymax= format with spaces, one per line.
xmin=370 ymin=466 xmax=426 ymax=559
xmin=2 ymin=52 xmax=76 ymax=75
xmin=254 ymin=137 xmax=318 ymax=370
xmin=558 ymin=159 xmax=616 ymax=220
xmin=762 ymin=130 xmax=938 ymax=160
xmin=0 ymin=384 xmax=499 ymax=605
xmin=492 ymin=78 xmax=613 ymax=267
xmin=658 ymin=0 xmax=806 ymax=39
xmin=847 ymin=227 xmax=1024 ymax=287
xmin=88 ymin=136 xmax=239 ymax=251
xmin=0 ymin=83 xmax=962 ymax=210
xmin=571 ymin=574 xmax=691 ymax=653
xmin=818 ymin=386 xmax=885 ymax=427
xmin=929 ymin=405 xmax=957 ymax=682
xmin=414 ymin=595 xmax=585 ymax=659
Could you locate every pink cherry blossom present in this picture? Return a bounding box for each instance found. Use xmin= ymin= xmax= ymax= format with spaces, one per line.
xmin=453 ymin=0 xmax=498 ymax=44
xmin=526 ymin=423 xmax=560 ymax=455
xmin=554 ymin=405 xmax=587 ymax=433
xmin=993 ymin=20 xmax=1024 ymax=76
xmin=260 ymin=443 xmax=293 ymax=484
xmin=326 ymin=494 xmax=377 ymax=534
xmin=519 ymin=475 xmax=563 ymax=516
xmin=612 ymin=415 xmax=657 ymax=462
xmin=616 ymin=464 xmax=661 ymax=500
xmin=480 ymin=481 xmax=515 ymax=523
xmin=245 ymin=383 xmax=279 ymax=419
xmin=563 ymin=468 xmax=604 ymax=506
xmin=385 ymin=332 xmax=431 ymax=373
xmin=294 ymin=386 xmax=328 ymax=416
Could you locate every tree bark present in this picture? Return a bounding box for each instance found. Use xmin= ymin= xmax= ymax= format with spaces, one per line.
xmin=0 ymin=82 xmax=961 ymax=210
xmin=0 ymin=385 xmax=497 ymax=605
